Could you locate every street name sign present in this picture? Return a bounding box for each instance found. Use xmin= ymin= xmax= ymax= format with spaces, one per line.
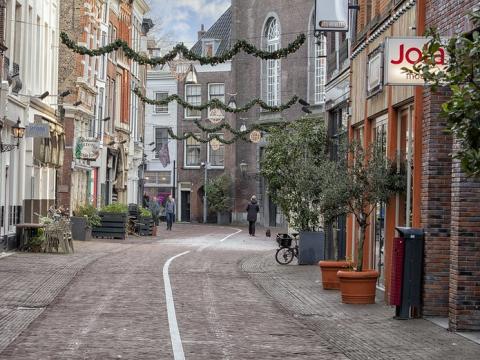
xmin=25 ymin=123 xmax=50 ymax=138
xmin=315 ymin=0 xmax=349 ymax=32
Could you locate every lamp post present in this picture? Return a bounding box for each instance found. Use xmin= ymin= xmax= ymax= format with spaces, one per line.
xmin=0 ymin=118 xmax=25 ymax=152
xmin=201 ymin=161 xmax=209 ymax=223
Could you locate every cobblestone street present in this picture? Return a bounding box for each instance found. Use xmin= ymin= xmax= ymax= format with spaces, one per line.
xmin=0 ymin=224 xmax=478 ymax=359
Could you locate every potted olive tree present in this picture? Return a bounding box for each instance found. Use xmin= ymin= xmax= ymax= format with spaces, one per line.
xmin=205 ymin=174 xmax=232 ymax=225
xmin=71 ymin=204 xmax=101 ymax=241
xmin=322 ymin=141 xmax=406 ymax=303
xmin=261 ymin=117 xmax=329 ymax=265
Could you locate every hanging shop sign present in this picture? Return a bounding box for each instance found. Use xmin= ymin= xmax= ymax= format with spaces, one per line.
xmin=25 ymin=123 xmax=50 ymax=138
xmin=384 ymin=37 xmax=447 ymax=85
xmin=315 ymin=0 xmax=349 ymax=33
xmin=75 ymin=137 xmax=100 ymax=161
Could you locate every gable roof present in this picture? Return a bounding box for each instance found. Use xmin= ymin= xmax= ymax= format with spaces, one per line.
xmin=191 ymin=6 xmax=232 ymax=57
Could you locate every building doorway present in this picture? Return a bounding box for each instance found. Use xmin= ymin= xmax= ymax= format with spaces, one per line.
xmin=181 ymin=191 xmax=191 ymax=222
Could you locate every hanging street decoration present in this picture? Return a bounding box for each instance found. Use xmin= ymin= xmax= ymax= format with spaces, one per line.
xmin=60 ymin=32 xmax=306 ymax=66
xmin=208 ymin=108 xmax=224 ymax=124
xmin=249 ymin=130 xmax=262 ymax=143
xmin=210 ymin=138 xmax=221 ymax=151
xmin=167 ymin=129 xmax=249 ymax=144
xmin=133 ymin=87 xmax=299 ymax=114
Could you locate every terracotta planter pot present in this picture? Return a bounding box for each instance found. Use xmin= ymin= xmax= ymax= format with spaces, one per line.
xmin=318 ymin=261 xmax=350 ymax=290
xmin=337 ymin=270 xmax=379 ymax=304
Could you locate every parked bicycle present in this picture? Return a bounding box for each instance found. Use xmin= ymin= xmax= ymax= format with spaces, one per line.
xmin=275 ymin=233 xmax=299 ymax=265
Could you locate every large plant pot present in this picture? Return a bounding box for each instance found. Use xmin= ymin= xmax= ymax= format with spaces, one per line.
xmin=318 ymin=260 xmax=350 ymax=290
xmin=216 ymin=212 xmax=231 ymax=225
xmin=71 ymin=216 xmax=92 ymax=241
xmin=298 ymin=231 xmax=325 ymax=265
xmin=337 ymin=270 xmax=379 ymax=304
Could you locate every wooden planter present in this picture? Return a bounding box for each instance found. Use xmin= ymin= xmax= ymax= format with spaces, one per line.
xmin=92 ymin=212 xmax=127 ymax=240
xmin=137 ymin=216 xmax=154 ymax=236
xmin=318 ymin=260 xmax=350 ymax=290
xmin=337 ymin=270 xmax=379 ymax=304
xmin=216 ymin=212 xmax=231 ymax=225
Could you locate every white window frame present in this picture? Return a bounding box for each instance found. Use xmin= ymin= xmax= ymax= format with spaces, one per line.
xmin=184 ymin=135 xmax=201 ymax=168
xmin=264 ymin=17 xmax=281 ymax=107
xmin=208 ymin=83 xmax=225 ymax=120
xmin=154 ymin=127 xmax=169 ymax=159
xmin=314 ymin=35 xmax=326 ymax=104
xmin=154 ymin=92 xmax=169 ymax=113
xmin=184 ymin=84 xmax=202 ymax=119
xmin=207 ymin=133 xmax=225 ymax=169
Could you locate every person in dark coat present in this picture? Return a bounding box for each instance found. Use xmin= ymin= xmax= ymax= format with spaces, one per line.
xmin=246 ymin=195 xmax=260 ymax=236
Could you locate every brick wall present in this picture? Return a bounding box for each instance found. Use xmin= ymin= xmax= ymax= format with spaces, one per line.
xmin=421 ymin=87 xmax=452 ymax=316
xmin=424 ymin=0 xmax=480 ymax=330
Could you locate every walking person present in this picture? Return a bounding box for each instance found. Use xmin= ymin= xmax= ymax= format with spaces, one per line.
xmin=246 ymin=195 xmax=260 ymax=236
xmin=165 ymin=195 xmax=175 ymax=231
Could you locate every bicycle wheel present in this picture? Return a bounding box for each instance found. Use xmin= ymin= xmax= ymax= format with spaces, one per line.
xmin=275 ymin=247 xmax=294 ymax=265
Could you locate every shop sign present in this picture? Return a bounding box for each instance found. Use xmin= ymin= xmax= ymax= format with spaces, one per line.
xmin=25 ymin=124 xmax=50 ymax=138
xmin=384 ymin=37 xmax=447 ymax=85
xmin=315 ymin=0 xmax=349 ymax=32
xmin=76 ymin=137 xmax=100 ymax=161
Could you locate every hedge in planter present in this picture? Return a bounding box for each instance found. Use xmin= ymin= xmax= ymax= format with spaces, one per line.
xmin=205 ymin=174 xmax=233 ymax=225
xmin=72 ymin=204 xmax=101 ymax=241
xmin=92 ymin=203 xmax=128 ymax=240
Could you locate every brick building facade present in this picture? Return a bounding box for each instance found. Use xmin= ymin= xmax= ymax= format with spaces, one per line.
xmin=177 ymin=8 xmax=235 ymax=223
xmin=347 ymin=0 xmax=479 ymax=331
xmin=231 ymin=0 xmax=323 ymax=226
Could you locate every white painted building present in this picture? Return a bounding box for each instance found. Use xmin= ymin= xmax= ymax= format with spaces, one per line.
xmin=144 ymin=54 xmax=178 ymax=213
xmin=127 ymin=0 xmax=150 ymax=205
xmin=1 ymin=0 xmax=60 ymax=249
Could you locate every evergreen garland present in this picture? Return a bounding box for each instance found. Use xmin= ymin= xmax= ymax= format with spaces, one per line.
xmin=60 ymin=32 xmax=306 ymax=66
xmin=167 ymin=129 xmax=249 ymax=144
xmin=192 ymin=119 xmax=287 ymax=135
xmin=133 ymin=87 xmax=299 ymax=113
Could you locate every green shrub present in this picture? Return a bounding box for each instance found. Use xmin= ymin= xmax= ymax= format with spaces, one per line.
xmin=75 ymin=204 xmax=101 ymax=227
xmin=205 ymin=174 xmax=232 ymax=213
xmin=140 ymin=207 xmax=152 ymax=217
xmin=101 ymin=202 xmax=128 ymax=214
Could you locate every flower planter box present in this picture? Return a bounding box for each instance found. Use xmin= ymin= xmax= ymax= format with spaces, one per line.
xmin=298 ymin=231 xmax=325 ymax=265
xmin=136 ymin=216 xmax=154 ymax=236
xmin=318 ymin=260 xmax=350 ymax=290
xmin=70 ymin=216 xmax=92 ymax=241
xmin=337 ymin=270 xmax=379 ymax=304
xmin=92 ymin=212 xmax=127 ymax=240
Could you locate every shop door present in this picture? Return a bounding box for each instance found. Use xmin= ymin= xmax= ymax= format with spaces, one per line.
xmin=181 ymin=191 xmax=191 ymax=222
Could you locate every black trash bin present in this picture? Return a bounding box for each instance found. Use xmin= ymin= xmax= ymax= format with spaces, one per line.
xmin=393 ymin=227 xmax=424 ymax=320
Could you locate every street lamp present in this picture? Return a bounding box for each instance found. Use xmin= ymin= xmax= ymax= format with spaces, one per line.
xmin=0 ymin=117 xmax=25 ymax=152
xmin=201 ymin=161 xmax=209 ymax=223
xmin=240 ymin=160 xmax=248 ymax=177
xmin=185 ymin=64 xmax=198 ymax=84
xmin=227 ymin=95 xmax=237 ymax=109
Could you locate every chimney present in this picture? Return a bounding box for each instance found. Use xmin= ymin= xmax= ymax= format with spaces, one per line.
xmin=197 ymin=24 xmax=206 ymax=40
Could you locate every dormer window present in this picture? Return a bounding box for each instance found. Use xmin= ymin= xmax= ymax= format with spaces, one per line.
xmin=202 ymin=39 xmax=220 ymax=57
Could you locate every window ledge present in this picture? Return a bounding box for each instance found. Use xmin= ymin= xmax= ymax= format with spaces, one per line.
xmin=184 ymin=166 xmax=201 ymax=169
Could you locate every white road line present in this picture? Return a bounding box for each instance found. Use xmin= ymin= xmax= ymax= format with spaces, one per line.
xmin=219 ymin=228 xmax=242 ymax=242
xmin=163 ymin=228 xmax=242 ymax=359
xmin=163 ymin=251 xmax=190 ymax=360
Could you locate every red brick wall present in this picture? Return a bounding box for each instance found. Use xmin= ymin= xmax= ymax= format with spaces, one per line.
xmin=421 ymin=87 xmax=452 ymax=316
xmin=424 ymin=0 xmax=480 ymax=330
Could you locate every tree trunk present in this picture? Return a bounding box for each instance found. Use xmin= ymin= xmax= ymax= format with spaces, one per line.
xmin=357 ymin=223 xmax=366 ymax=272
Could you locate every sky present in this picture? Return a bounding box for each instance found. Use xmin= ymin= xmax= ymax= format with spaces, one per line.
xmin=146 ymin=0 xmax=231 ymax=48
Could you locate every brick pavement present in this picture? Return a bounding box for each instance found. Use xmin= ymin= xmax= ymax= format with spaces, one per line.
xmin=0 ymin=241 xmax=131 ymax=354
xmin=242 ymin=253 xmax=480 ymax=360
